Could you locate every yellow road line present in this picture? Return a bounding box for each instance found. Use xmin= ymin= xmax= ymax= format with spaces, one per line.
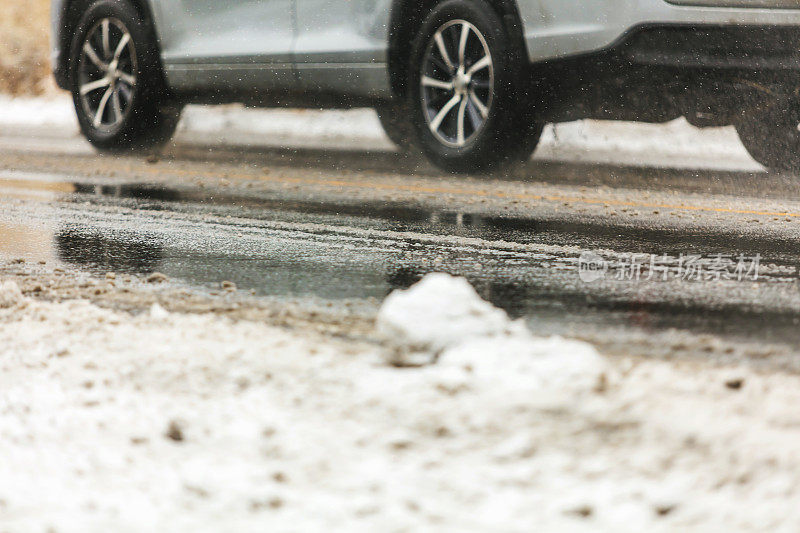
xmin=7 ymin=162 xmax=799 ymax=220
xmin=0 ymin=178 xmax=76 ymax=194
xmin=130 ymin=165 xmax=800 ymax=219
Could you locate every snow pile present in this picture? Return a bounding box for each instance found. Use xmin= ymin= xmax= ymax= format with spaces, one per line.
xmin=5 ymin=274 xmax=800 ymax=530
xmin=178 ymin=105 xmax=385 ymax=144
xmin=377 ymin=273 xmax=523 ymax=364
xmin=377 ymin=273 xmax=607 ymax=395
xmin=536 ymin=118 xmax=758 ymax=170
xmin=0 ymin=96 xmax=78 ymax=129
xmin=0 ymin=280 xmax=23 ymax=308
xmin=0 ymin=96 xmax=760 ymax=170
xmin=149 ymin=302 xmax=170 ymax=320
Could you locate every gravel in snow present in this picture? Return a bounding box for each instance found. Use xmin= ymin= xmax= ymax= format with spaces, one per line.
xmin=1 ymin=274 xmax=800 ymax=531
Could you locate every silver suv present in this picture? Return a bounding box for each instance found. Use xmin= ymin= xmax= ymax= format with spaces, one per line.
xmin=51 ymin=0 xmax=800 ymax=172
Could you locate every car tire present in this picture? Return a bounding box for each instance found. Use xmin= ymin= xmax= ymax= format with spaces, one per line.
xmin=736 ymin=105 xmax=800 ymax=173
xmin=407 ymin=0 xmax=543 ymax=173
xmin=69 ymin=0 xmax=181 ymax=153
xmin=376 ymin=102 xmax=416 ymax=151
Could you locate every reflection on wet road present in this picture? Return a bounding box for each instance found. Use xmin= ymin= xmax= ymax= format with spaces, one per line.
xmin=4 ymin=118 xmax=800 ymax=358
xmin=2 ymin=160 xmax=800 ymax=354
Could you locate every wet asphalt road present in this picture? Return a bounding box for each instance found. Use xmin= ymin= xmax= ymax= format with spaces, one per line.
xmin=3 ymin=122 xmax=800 ymax=360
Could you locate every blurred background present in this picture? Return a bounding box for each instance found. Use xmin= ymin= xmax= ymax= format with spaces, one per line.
xmin=1 ymin=0 xmax=55 ymax=96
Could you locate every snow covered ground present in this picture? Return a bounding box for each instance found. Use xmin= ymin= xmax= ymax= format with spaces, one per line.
xmin=0 ymin=95 xmax=761 ymax=170
xmin=2 ymin=273 xmax=800 ymax=531
xmin=0 ymin=94 xmax=791 ymax=530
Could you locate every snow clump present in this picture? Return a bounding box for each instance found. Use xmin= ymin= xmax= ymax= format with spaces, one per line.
xmin=376 ymin=273 xmax=607 ymax=394
xmin=0 ymin=280 xmax=23 ymax=308
xmin=149 ymin=302 xmax=170 ymax=320
xmin=377 ymin=273 xmax=522 ymax=364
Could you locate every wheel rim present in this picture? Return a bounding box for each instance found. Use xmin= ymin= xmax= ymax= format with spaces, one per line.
xmin=78 ymin=18 xmax=137 ymax=132
xmin=420 ymin=19 xmax=494 ymax=148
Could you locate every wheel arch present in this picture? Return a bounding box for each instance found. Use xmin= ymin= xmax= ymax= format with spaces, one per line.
xmin=387 ymin=0 xmax=527 ymax=99
xmin=56 ymin=0 xmax=165 ymax=90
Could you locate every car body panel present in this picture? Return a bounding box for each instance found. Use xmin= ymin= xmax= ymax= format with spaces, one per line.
xmin=152 ymin=0 xmax=296 ymax=91
xmin=52 ymin=0 xmax=800 ymax=98
xmin=517 ymin=0 xmax=800 ymax=63
xmin=668 ymin=0 xmax=800 ymax=7
xmin=294 ymin=0 xmax=389 ymax=64
xmin=293 ymin=0 xmax=392 ymax=97
xmin=155 ymin=0 xmax=295 ymax=64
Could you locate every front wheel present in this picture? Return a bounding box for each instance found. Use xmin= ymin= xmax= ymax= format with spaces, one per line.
xmin=736 ymin=105 xmax=800 ymax=173
xmin=408 ymin=0 xmax=543 ymax=173
xmin=69 ymin=0 xmax=181 ymax=153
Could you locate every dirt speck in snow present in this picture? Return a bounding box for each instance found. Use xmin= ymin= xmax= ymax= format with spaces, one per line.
xmin=725 ymin=377 xmax=745 ymax=390
xmin=165 ymin=420 xmax=185 ymax=442
xmin=146 ymin=272 xmax=169 ymax=283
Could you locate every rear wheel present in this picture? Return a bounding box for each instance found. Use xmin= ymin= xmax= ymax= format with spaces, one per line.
xmin=69 ymin=0 xmax=181 ymax=153
xmin=408 ymin=0 xmax=543 ymax=173
xmin=736 ymin=104 xmax=800 ymax=172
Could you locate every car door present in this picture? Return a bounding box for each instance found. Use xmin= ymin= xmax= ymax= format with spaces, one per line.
xmin=293 ymin=0 xmax=392 ymax=98
xmin=153 ymin=0 xmax=297 ymax=91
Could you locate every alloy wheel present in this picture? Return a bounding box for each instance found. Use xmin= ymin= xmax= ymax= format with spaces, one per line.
xmin=420 ymin=19 xmax=494 ymax=148
xmin=78 ymin=18 xmax=138 ymax=132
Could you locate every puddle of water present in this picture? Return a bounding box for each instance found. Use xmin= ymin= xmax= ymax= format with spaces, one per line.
xmin=40 ymin=225 xmax=800 ymax=349
xmin=55 ymin=231 xmax=164 ymax=275
xmin=67 ymin=178 xmax=800 ymax=267
xmin=4 ymin=171 xmax=800 ymax=266
xmin=3 ymin=174 xmax=800 ymax=350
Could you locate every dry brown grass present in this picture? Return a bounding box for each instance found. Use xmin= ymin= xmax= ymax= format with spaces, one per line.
xmin=0 ymin=0 xmax=55 ymax=96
